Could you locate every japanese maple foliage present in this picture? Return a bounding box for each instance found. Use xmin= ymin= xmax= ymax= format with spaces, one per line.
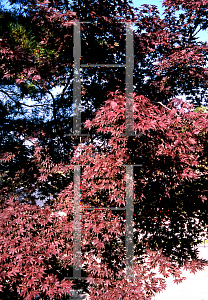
xmin=0 ymin=198 xmax=74 ymax=300
xmin=0 ymin=91 xmax=208 ymax=299
xmin=0 ymin=0 xmax=208 ymax=298
xmin=134 ymin=2 xmax=208 ymax=104
xmin=0 ymin=0 xmax=207 ymax=204
xmin=56 ymin=92 xmax=208 ymax=299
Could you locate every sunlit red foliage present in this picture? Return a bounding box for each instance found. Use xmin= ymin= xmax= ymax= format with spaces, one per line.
xmin=0 ymin=0 xmax=208 ymax=299
xmin=1 ymin=92 xmax=207 ymax=299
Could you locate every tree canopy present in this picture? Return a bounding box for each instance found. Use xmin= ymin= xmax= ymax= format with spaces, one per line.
xmin=0 ymin=0 xmax=208 ymax=299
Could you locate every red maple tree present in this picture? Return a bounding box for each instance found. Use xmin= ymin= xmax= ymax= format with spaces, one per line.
xmin=1 ymin=91 xmax=207 ymax=299
xmin=0 ymin=0 xmax=208 ymax=299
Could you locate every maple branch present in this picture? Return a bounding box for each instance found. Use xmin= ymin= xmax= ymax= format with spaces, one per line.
xmin=0 ymin=88 xmax=49 ymax=107
xmin=30 ymin=83 xmax=57 ymax=121
xmin=46 ymin=89 xmax=56 ymax=104
xmin=60 ymin=75 xmax=72 ymax=103
xmin=156 ymin=101 xmax=171 ymax=110
xmin=0 ymin=88 xmax=18 ymax=102
xmin=192 ymin=25 xmax=205 ymax=39
xmin=46 ymin=89 xmax=57 ymax=124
